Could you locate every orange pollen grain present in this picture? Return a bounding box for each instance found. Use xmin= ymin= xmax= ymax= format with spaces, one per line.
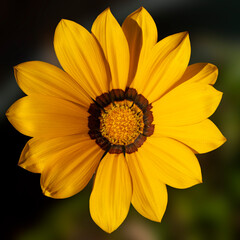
xmin=99 ymin=101 xmax=144 ymax=145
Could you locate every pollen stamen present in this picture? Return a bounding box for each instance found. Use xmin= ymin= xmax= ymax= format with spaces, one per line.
xmin=99 ymin=101 xmax=144 ymax=145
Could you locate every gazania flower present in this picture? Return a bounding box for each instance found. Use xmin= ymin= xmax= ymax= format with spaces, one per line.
xmin=6 ymin=7 xmax=226 ymax=233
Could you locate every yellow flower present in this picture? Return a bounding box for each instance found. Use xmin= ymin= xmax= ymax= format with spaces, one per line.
xmin=6 ymin=7 xmax=226 ymax=233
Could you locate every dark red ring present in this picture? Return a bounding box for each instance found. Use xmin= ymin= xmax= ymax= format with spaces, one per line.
xmin=88 ymin=88 xmax=154 ymax=154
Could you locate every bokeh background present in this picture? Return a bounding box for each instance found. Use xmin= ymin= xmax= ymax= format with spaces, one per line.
xmin=1 ymin=0 xmax=239 ymax=239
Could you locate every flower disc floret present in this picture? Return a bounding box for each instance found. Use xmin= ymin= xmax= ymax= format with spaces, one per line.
xmin=100 ymin=102 xmax=144 ymax=145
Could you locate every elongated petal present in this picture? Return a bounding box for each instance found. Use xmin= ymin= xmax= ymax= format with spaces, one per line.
xmin=154 ymin=119 xmax=226 ymax=154
xmin=90 ymin=153 xmax=132 ymax=233
xmin=54 ymin=19 xmax=110 ymax=98
xmin=153 ymin=83 xmax=222 ymax=126
xmin=41 ymin=135 xmax=104 ymax=198
xmin=122 ymin=7 xmax=157 ymax=84
xmin=171 ymin=63 xmax=218 ymax=89
xmin=126 ymin=153 xmax=168 ymax=222
xmin=6 ymin=94 xmax=88 ymax=137
xmin=19 ymin=134 xmax=92 ymax=173
xmin=91 ymin=8 xmax=130 ymax=90
xmin=131 ymin=137 xmax=202 ymax=189
xmin=14 ymin=61 xmax=91 ymax=107
xmin=131 ymin=32 xmax=191 ymax=103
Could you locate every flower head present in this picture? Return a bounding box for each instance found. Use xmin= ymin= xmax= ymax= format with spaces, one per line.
xmin=6 ymin=7 xmax=226 ymax=233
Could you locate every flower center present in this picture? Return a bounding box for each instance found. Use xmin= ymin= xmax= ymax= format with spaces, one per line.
xmin=88 ymin=88 xmax=154 ymax=154
xmin=99 ymin=101 xmax=144 ymax=145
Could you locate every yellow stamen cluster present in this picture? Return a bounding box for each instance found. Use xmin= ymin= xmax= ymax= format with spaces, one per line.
xmin=99 ymin=101 xmax=144 ymax=145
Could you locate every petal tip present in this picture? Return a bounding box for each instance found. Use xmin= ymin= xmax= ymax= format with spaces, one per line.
xmin=60 ymin=18 xmax=68 ymax=23
xmin=178 ymin=31 xmax=189 ymax=42
xmin=102 ymin=7 xmax=112 ymax=16
xmin=207 ymin=63 xmax=219 ymax=84
xmin=208 ymin=63 xmax=218 ymax=71
xmin=97 ymin=221 xmax=119 ymax=234
xmin=153 ymin=212 xmax=165 ymax=223
xmin=13 ymin=64 xmax=19 ymax=71
xmin=5 ymin=108 xmax=10 ymax=117
xmin=176 ymin=31 xmax=189 ymax=38
xmin=59 ymin=18 xmax=68 ymax=26
xmin=42 ymin=188 xmax=52 ymax=198
xmin=18 ymin=162 xmax=29 ymax=172
xmin=131 ymin=6 xmax=152 ymax=21
xmin=104 ymin=227 xmax=115 ymax=234
xmin=134 ymin=6 xmax=148 ymax=15
xmin=13 ymin=65 xmax=21 ymax=84
xmin=41 ymin=184 xmax=56 ymax=198
xmin=196 ymin=172 xmax=203 ymax=185
xmin=219 ymin=135 xmax=227 ymax=147
xmin=57 ymin=19 xmax=73 ymax=30
xmin=210 ymin=87 xmax=223 ymax=105
xmin=5 ymin=104 xmax=14 ymax=119
xmin=89 ymin=202 xmax=120 ymax=233
xmin=183 ymin=31 xmax=190 ymax=40
xmin=17 ymin=161 xmax=24 ymax=168
xmin=217 ymin=90 xmax=223 ymax=99
xmin=138 ymin=6 xmax=146 ymax=12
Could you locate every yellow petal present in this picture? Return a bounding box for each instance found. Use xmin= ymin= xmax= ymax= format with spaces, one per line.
xmin=6 ymin=94 xmax=88 ymax=137
xmin=19 ymin=134 xmax=92 ymax=173
xmin=90 ymin=153 xmax=132 ymax=233
xmin=171 ymin=63 xmax=218 ymax=89
xmin=41 ymin=135 xmax=104 ymax=198
xmin=14 ymin=61 xmax=91 ymax=107
xmin=19 ymin=138 xmax=45 ymax=173
xmin=91 ymin=8 xmax=130 ymax=90
xmin=126 ymin=153 xmax=168 ymax=222
xmin=132 ymin=137 xmax=202 ymax=189
xmin=131 ymin=32 xmax=191 ymax=103
xmin=122 ymin=7 xmax=157 ymax=85
xmin=54 ymin=19 xmax=110 ymax=98
xmin=154 ymin=119 xmax=226 ymax=154
xmin=153 ymin=83 xmax=222 ymax=126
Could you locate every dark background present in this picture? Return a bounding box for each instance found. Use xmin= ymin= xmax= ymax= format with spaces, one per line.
xmin=1 ymin=0 xmax=240 ymax=239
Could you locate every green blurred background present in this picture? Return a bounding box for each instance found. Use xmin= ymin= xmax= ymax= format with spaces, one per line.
xmin=1 ymin=0 xmax=239 ymax=239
